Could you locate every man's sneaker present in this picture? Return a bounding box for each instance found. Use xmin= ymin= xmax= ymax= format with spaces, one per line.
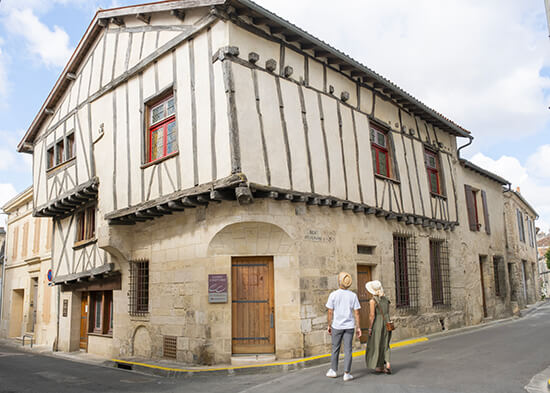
xmin=326 ymin=369 xmax=337 ymax=378
xmin=343 ymin=373 xmax=354 ymax=381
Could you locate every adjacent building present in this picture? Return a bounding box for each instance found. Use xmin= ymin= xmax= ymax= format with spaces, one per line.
xmin=0 ymin=188 xmax=55 ymax=347
xmin=13 ymin=0 xmax=541 ymax=364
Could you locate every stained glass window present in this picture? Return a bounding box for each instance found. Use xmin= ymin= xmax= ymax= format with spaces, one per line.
xmin=147 ymin=94 xmax=177 ymax=163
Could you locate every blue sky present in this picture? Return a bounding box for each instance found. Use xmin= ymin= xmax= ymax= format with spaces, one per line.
xmin=0 ymin=0 xmax=549 ymax=231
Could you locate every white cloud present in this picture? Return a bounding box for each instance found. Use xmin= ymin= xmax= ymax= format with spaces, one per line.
xmin=6 ymin=8 xmax=73 ymax=68
xmin=0 ymin=183 xmax=17 ymax=227
xmin=256 ymin=0 xmax=550 ymax=148
xmin=526 ymin=145 xmax=550 ymax=180
xmin=471 ymin=152 xmax=550 ymax=233
xmin=0 ymin=39 xmax=8 ymax=103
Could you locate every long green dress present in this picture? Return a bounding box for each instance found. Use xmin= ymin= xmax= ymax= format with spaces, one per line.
xmin=365 ymin=296 xmax=392 ymax=369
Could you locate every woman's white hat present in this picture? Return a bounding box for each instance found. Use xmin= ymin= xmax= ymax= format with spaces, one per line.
xmin=366 ymin=280 xmax=384 ymax=296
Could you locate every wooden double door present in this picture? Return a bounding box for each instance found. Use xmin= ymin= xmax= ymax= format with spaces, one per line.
xmin=357 ymin=265 xmax=373 ymax=343
xmin=232 ymin=257 xmax=275 ymax=354
xmin=80 ymin=293 xmax=88 ymax=350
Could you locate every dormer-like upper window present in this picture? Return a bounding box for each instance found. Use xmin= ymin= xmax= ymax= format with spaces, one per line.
xmin=147 ymin=94 xmax=177 ymax=163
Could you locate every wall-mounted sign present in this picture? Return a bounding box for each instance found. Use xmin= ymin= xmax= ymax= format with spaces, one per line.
xmin=47 ymin=269 xmax=52 ymax=282
xmin=208 ymin=274 xmax=228 ymax=303
xmin=62 ymin=299 xmax=68 ymax=317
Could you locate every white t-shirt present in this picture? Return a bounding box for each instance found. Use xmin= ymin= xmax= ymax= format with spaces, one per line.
xmin=325 ymin=288 xmax=361 ymax=330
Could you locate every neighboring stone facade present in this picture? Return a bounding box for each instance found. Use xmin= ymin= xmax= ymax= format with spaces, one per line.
xmin=503 ymin=190 xmax=540 ymax=308
xmin=14 ymin=0 xmax=541 ymax=365
xmin=0 ymin=188 xmax=55 ymax=347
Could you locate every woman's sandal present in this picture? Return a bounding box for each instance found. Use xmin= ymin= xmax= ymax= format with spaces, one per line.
xmin=374 ymin=367 xmax=384 ymax=373
xmin=383 ymin=367 xmax=392 ymax=375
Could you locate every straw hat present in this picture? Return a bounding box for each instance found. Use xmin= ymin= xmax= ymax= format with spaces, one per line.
xmin=338 ymin=272 xmax=353 ymax=289
xmin=366 ymin=280 xmax=384 ymax=297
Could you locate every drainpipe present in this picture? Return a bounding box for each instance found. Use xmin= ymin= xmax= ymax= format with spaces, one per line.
xmin=457 ymin=136 xmax=474 ymax=159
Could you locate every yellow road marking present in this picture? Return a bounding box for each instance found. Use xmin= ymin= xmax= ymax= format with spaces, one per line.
xmin=111 ymin=336 xmax=429 ymax=373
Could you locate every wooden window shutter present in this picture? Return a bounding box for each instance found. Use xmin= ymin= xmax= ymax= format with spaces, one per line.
xmin=481 ymin=190 xmax=490 ymax=235
xmin=464 ymin=185 xmax=477 ymax=231
xmin=33 ymin=219 xmax=41 ymax=254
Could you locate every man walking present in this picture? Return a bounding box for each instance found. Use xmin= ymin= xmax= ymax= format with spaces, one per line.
xmin=326 ymin=271 xmax=361 ymax=381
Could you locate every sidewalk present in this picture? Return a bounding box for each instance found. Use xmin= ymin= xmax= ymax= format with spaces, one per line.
xmin=2 ymin=300 xmax=547 ymax=378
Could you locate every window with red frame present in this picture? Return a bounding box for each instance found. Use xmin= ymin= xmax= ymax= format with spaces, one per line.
xmin=370 ymin=127 xmax=391 ymax=178
xmin=147 ymin=95 xmax=176 ymax=163
xmin=425 ymin=149 xmax=441 ymax=195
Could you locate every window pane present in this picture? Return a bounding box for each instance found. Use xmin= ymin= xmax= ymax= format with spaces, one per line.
xmin=67 ymin=134 xmax=75 ymax=160
xmin=166 ymin=98 xmax=175 ymax=117
xmin=369 ymin=128 xmax=375 ymax=142
xmin=371 ymin=147 xmax=378 ymax=174
xmin=47 ymin=148 xmax=54 ymax=169
xmin=376 ymin=131 xmax=386 ymax=147
xmin=166 ymin=121 xmax=177 ymax=155
xmin=56 ymin=141 xmax=64 ymax=165
xmin=430 ymin=172 xmax=439 ymax=193
xmin=95 ymin=297 xmax=102 ymax=329
xmin=151 ymin=103 xmax=165 ymax=124
xmin=151 ymin=128 xmax=164 ymax=161
xmin=379 ymin=150 xmax=388 ymax=177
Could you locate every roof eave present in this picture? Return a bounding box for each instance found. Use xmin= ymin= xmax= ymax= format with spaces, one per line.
xmin=460 ymin=159 xmax=510 ymax=186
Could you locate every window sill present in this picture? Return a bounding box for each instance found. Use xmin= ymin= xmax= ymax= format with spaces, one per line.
xmin=129 ymin=314 xmax=150 ymax=322
xmin=73 ymin=238 xmax=97 ymax=250
xmin=141 ymin=151 xmax=179 ymax=169
xmin=430 ymin=192 xmax=447 ymax=200
xmin=374 ymin=174 xmax=400 ymax=185
xmin=46 ymin=157 xmax=76 ymax=175
xmin=88 ymin=333 xmax=113 ymax=338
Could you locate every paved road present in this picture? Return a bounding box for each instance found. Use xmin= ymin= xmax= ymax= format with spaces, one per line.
xmin=0 ymin=302 xmax=549 ymax=393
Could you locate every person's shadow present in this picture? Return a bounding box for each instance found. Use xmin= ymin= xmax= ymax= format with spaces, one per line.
xmin=351 ymin=361 xmax=421 ymax=380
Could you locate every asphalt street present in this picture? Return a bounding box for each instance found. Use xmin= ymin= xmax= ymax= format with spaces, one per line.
xmin=0 ymin=302 xmax=549 ymax=393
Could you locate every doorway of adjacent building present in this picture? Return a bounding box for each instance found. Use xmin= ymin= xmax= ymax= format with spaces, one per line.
xmin=521 ymin=260 xmax=528 ymax=302
xmin=28 ymin=278 xmax=38 ymax=333
xmin=231 ymin=256 xmax=275 ymax=354
xmin=80 ymin=293 xmax=89 ymax=350
xmin=356 ymin=265 xmax=373 ymax=344
xmin=479 ymin=256 xmax=488 ymax=318
xmin=9 ymin=289 xmax=24 ymax=337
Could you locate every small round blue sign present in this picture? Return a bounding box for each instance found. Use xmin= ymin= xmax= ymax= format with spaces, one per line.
xmin=47 ymin=269 xmax=52 ymax=282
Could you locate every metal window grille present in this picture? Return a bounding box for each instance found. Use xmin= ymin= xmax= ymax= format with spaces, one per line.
xmin=393 ymin=233 xmax=418 ymax=312
xmin=430 ymin=238 xmax=451 ymax=309
xmin=129 ymin=259 xmax=149 ymax=316
xmin=163 ymin=336 xmax=177 ymax=359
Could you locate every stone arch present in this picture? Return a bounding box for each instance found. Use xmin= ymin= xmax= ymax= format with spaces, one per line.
xmin=207 ymin=221 xmax=294 ymax=256
xmin=132 ymin=325 xmax=152 ymax=358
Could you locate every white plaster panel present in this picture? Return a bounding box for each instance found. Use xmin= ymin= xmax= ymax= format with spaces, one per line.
xmin=89 ymin=38 xmax=104 ymax=94
xmin=149 ymin=11 xmax=183 ymax=26
xmin=158 ymin=30 xmax=180 ymax=48
xmin=340 ymin=106 xmax=360 ymax=202
xmin=326 ymin=67 xmax=357 ymax=108
xmin=142 ymin=31 xmax=158 ymax=61
xmin=102 ymin=32 xmax=117 ymax=88
xmin=320 ymin=95 xmax=346 ymax=199
xmin=91 ymin=94 xmax=114 ymax=213
xmin=375 ymin=178 xmax=389 ymax=210
xmin=302 ymin=87 xmax=328 ymax=195
xmin=142 ymin=64 xmax=156 ymax=100
xmin=143 ymin=165 xmax=160 ymax=201
xmin=308 ymin=58 xmax=324 ymax=92
xmin=359 ymin=86 xmax=373 ymax=115
xmin=115 ymin=86 xmax=129 ymax=209
xmin=213 ymin=61 xmax=232 ymax=179
xmin=175 ymin=43 xmax=195 ymax=189
xmin=440 ymin=154 xmax=457 ymax=222
xmin=78 ymin=58 xmax=92 ymax=104
xmin=416 ymin=117 xmax=429 ymax=143
xmin=392 ymin=132 xmax=414 ymax=214
xmin=194 ymin=32 xmax=214 ymax=184
xmin=356 ymin=114 xmax=376 ymax=207
xmin=34 ymin=141 xmax=47 ymax=207
xmin=65 ymin=165 xmax=77 ymax=192
xmin=229 ymin=24 xmax=279 ymax=66
xmin=114 ymin=32 xmax=130 ymax=78
xmin=280 ymin=79 xmax=310 ymax=192
xmin=74 ymin=109 xmax=90 ymax=185
xmin=284 ymin=49 xmax=304 ymax=83
xmin=69 ymin=79 xmax=79 ymax=113
xmin=404 ymin=135 xmax=426 ymax=216
xmin=127 ymin=77 xmax=142 ymax=204
xmin=162 ymin=157 xmax=179 ymax=194
xmin=257 ymin=71 xmax=290 ymax=189
xmin=400 ymin=110 xmax=417 ymax=136
xmin=210 ymin=20 xmax=228 ymax=53
xmin=128 ymin=32 xmax=143 ymax=70
xmin=157 ymin=53 xmax=173 ymax=91
xmin=374 ymin=95 xmax=399 ymax=131
xmin=233 ymin=64 xmax=266 ymax=184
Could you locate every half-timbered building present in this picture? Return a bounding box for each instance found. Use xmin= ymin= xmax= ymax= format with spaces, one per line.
xmin=16 ymin=0 xmax=539 ymax=364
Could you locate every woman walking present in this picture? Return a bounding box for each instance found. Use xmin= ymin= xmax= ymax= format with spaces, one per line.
xmin=365 ymin=280 xmax=392 ymax=374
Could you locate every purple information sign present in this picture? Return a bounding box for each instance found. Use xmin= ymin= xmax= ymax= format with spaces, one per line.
xmin=208 ymin=274 xmax=228 ymax=303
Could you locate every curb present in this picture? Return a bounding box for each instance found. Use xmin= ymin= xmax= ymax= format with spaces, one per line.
xmin=108 ymin=337 xmax=428 ymax=377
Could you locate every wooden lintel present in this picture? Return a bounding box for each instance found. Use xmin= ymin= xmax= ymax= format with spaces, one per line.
xmin=136 ymin=13 xmax=151 ymax=24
